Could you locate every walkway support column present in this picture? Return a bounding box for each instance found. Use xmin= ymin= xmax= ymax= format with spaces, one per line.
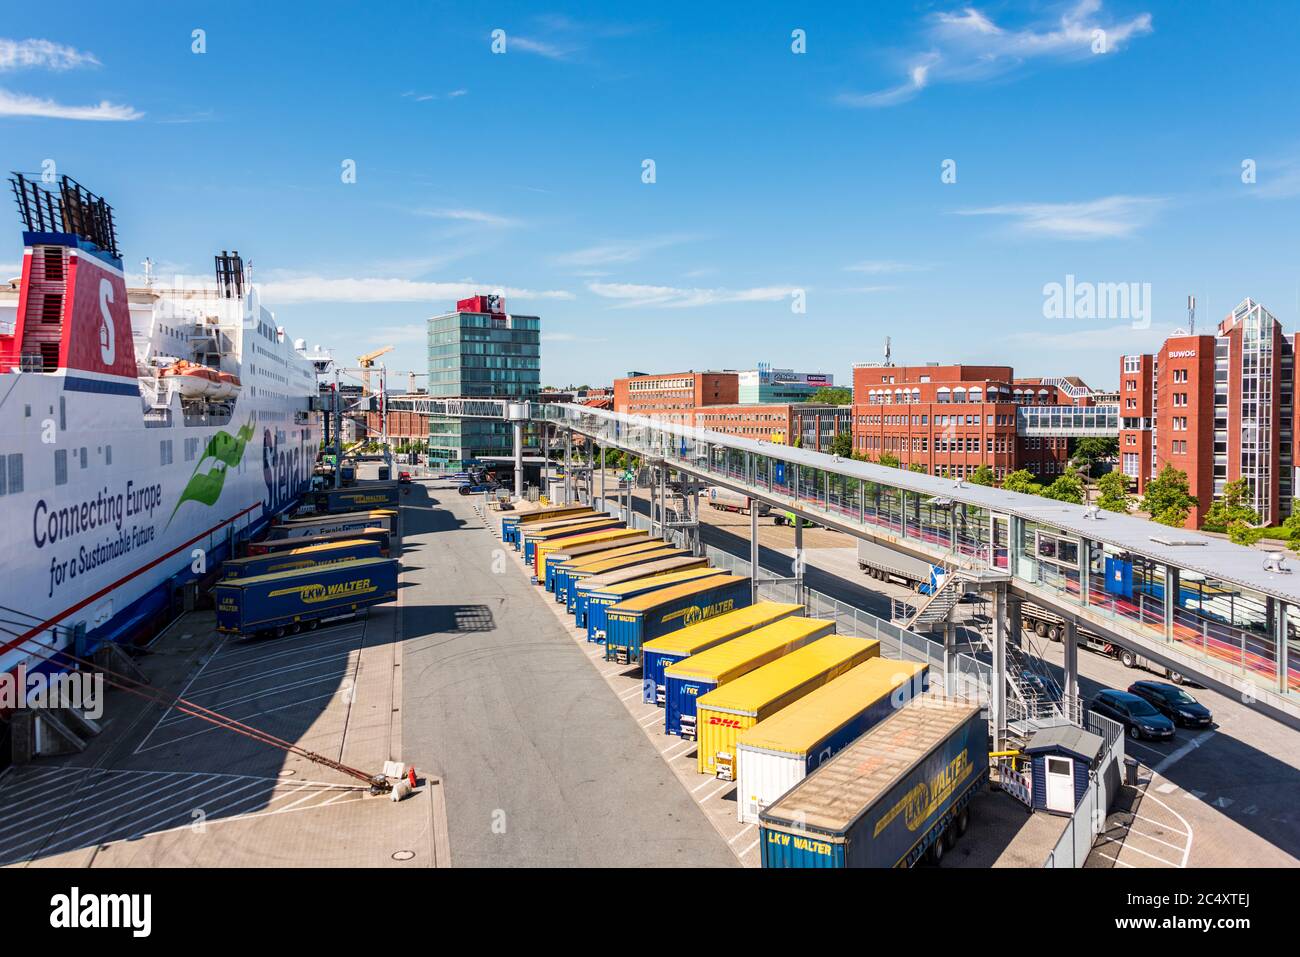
xmin=598 ymin=443 xmax=605 ymax=513
xmin=943 ymin=617 xmax=957 ymax=698
xmin=751 ymin=504 xmax=760 ymax=603
xmin=794 ymin=515 xmax=805 ymax=606
xmin=659 ymin=464 xmax=668 ymax=542
xmin=564 ymin=430 xmax=573 ymax=504
xmin=992 ymin=583 xmax=1008 ymax=751
xmin=507 ymin=402 xmax=527 ymax=502
xmin=1064 ymin=619 xmax=1080 ymax=721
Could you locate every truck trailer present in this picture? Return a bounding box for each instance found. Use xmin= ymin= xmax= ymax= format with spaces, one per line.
xmin=663 ymin=617 xmax=832 ymax=738
xmin=604 ymin=574 xmax=753 ymax=665
xmin=248 ymin=526 xmax=392 ymax=557
xmin=856 ymin=539 xmax=943 ymax=592
xmin=501 ymin=505 xmax=596 ymax=547
xmin=759 ymin=698 xmax=989 ymax=868
xmin=552 ymin=540 xmax=671 ymax=607
xmin=520 ymin=516 xmax=621 ymax=563
xmin=269 ymin=509 xmax=397 ymax=540
xmin=534 ymin=525 xmax=637 ymax=586
xmin=221 ymin=538 xmax=383 ymax=580
xmin=736 ymin=658 xmax=928 ymax=824
xmin=540 ymin=530 xmax=650 ymax=592
xmin=695 ymin=635 xmax=879 ymax=779
xmin=707 ymin=487 xmax=770 ymax=517
xmin=311 ymin=483 xmax=401 ymax=513
xmin=640 ymin=602 xmax=804 ymax=706
xmin=584 ymin=567 xmax=726 ymax=643
xmin=573 ymin=554 xmax=705 ymax=628
xmin=214 ymin=557 xmax=399 ymax=637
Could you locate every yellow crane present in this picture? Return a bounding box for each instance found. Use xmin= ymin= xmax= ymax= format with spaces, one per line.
xmin=357 ymin=345 xmax=393 ymax=397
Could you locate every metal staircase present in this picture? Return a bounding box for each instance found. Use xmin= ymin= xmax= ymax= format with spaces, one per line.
xmin=904 ymin=566 xmax=961 ymax=632
xmin=972 ymin=615 xmax=1070 ymax=744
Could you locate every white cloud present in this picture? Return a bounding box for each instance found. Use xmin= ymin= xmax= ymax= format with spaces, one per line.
xmin=954 ymin=194 xmax=1163 ymax=239
xmin=447 ymin=89 xmax=467 ymax=98
xmin=0 ymin=88 xmax=140 ymax=120
xmin=840 ymin=1 xmax=1153 ymax=108
xmin=511 ymin=36 xmax=575 ymax=60
xmin=258 ymin=274 xmax=574 ymax=304
xmin=844 ymin=260 xmax=929 ymax=274
xmin=1251 ymin=157 xmax=1300 ymax=200
xmin=555 ymin=236 xmax=692 ymax=267
xmin=365 ymin=324 xmax=429 ymax=345
xmin=542 ymin=332 xmax=607 ymax=344
xmin=1007 ymin=323 xmax=1177 ymax=351
xmin=1 ymin=262 xmax=19 ymax=278
xmin=0 ymin=38 xmax=100 ymax=71
xmin=415 ymin=207 xmax=519 ymax=227
xmin=586 ymin=281 xmax=798 ymax=309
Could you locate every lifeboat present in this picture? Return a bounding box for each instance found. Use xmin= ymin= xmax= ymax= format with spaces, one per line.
xmin=159 ymin=359 xmax=221 ymax=398
xmin=211 ymin=371 xmax=241 ymax=400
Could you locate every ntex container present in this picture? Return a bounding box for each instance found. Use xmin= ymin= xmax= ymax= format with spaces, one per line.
xmin=759 ymin=698 xmax=988 ymax=868
xmin=248 ymin=526 xmax=391 ymax=556
xmin=521 ymin=516 xmax=621 ymax=563
xmin=534 ymin=525 xmax=636 ymax=586
xmin=735 ymin=658 xmax=928 ymax=824
xmin=584 ymin=567 xmax=726 ymax=643
xmin=214 ymin=557 xmax=399 ymax=636
xmin=640 ymin=602 xmax=804 ymax=706
xmin=221 ymin=538 xmax=383 ymax=579
xmin=663 ymin=617 xmax=832 ymax=738
xmin=604 ymin=574 xmax=752 ymax=665
xmin=567 ymin=547 xmax=686 ymax=619
xmin=312 ymin=483 xmax=400 ymax=513
xmin=542 ymin=530 xmax=649 ymax=592
xmin=502 ymin=504 xmax=595 ymax=547
xmin=695 ymin=635 xmax=879 ymax=779
xmin=269 ymin=509 xmax=396 ymax=540
xmin=553 ymin=539 xmax=668 ymax=606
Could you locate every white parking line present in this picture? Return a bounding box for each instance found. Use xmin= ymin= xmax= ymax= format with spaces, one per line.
xmin=729 ymin=824 xmax=754 ymax=845
xmin=699 ymin=781 xmax=731 ymax=803
xmin=1131 ymin=812 xmax=1189 ymax=837
xmin=1122 ymin=823 xmax=1192 ymax=854
xmin=1095 ymin=849 xmax=1135 ymax=868
xmin=691 ymin=776 xmax=718 ymax=794
xmin=619 ymin=686 xmax=644 ymax=700
xmin=738 ymin=838 xmax=759 ymax=857
xmin=1151 ymin=729 xmax=1216 ymax=776
xmin=1098 ymin=835 xmax=1177 ymax=866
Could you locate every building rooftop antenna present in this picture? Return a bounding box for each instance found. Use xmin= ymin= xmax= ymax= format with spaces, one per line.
xmin=1188 ymin=294 xmax=1196 ymax=335
xmin=884 ymin=336 xmax=893 ymax=367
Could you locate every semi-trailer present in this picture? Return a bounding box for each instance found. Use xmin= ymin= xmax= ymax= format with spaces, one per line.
xmin=707 ymin=487 xmax=770 ymax=516
xmin=736 ymin=658 xmax=928 ymax=824
xmin=214 ymin=557 xmax=399 ymax=638
xmin=248 ymin=527 xmax=392 ymax=557
xmin=1018 ymin=602 xmax=1184 ymax=681
xmin=505 ymin=508 xmax=600 ymax=549
xmin=856 ymin=539 xmax=943 ymax=593
xmin=759 ymin=698 xmax=988 ymax=868
xmin=221 ymin=538 xmax=384 ymax=579
xmin=663 ymin=617 xmax=834 ymax=738
xmin=521 ymin=516 xmax=622 ymax=563
xmin=269 ymin=509 xmax=397 ymax=540
xmin=540 ymin=530 xmax=651 ymax=592
xmin=311 ymin=483 xmax=401 ymax=513
xmin=502 ymin=504 xmax=597 ymax=547
xmin=604 ymin=574 xmax=754 ymax=665
xmin=573 ymin=554 xmax=704 ymax=628
xmin=584 ymin=567 xmax=727 ymax=643
xmin=640 ymin=602 xmax=804 ymax=706
xmin=695 ymin=635 xmax=880 ymax=779
xmin=552 ymin=540 xmax=670 ymax=607
xmin=534 ymin=525 xmax=638 ymax=586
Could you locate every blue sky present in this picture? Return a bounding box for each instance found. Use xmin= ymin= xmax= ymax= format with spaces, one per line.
xmin=2 ymin=1 xmax=1298 ymax=391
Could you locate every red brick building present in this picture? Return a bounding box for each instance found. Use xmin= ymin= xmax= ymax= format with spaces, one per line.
xmin=850 ymin=364 xmax=1080 ymax=481
xmin=1120 ymin=299 xmax=1296 ymax=528
xmin=612 ymin=371 xmax=739 ymax=425
xmin=692 ymin=403 xmax=851 ymax=452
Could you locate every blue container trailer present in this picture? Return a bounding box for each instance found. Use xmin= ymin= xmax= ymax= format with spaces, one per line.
xmin=501 ymin=505 xmax=596 ymax=547
xmin=247 ymin=527 xmax=392 ymax=557
xmin=583 ymin=568 xmax=725 ymax=643
xmin=214 ymin=557 xmax=399 ymax=637
xmin=566 ymin=549 xmax=688 ymax=623
xmin=551 ymin=541 xmax=668 ymax=606
xmin=221 ymin=539 xmax=383 ymax=579
xmin=759 ymin=700 xmax=988 ymax=868
xmin=604 ymin=574 xmax=753 ymax=665
xmin=312 ymin=483 xmax=401 ymax=513
xmin=520 ymin=517 xmax=620 ymax=563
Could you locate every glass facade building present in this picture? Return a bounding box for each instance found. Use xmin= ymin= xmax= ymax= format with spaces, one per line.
xmin=426 ymin=308 xmax=541 ymax=466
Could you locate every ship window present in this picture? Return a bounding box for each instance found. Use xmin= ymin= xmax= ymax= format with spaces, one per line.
xmin=80 ymin=447 xmax=87 ymax=468
xmin=5 ymin=453 xmax=22 ymax=494
xmin=54 ymin=449 xmax=68 ymax=486
xmin=105 ymin=445 xmax=112 ymax=466
xmin=59 ymin=397 xmax=66 ymax=431
xmin=160 ymin=440 xmax=173 ymax=466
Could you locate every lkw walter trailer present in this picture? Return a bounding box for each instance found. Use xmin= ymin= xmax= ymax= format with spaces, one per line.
xmin=214 ymin=557 xmax=399 ymax=638
xmin=759 ymin=698 xmax=988 ymax=868
xmin=552 ymin=540 xmax=673 ymax=608
xmin=584 ymin=567 xmax=726 ymax=643
xmin=540 ymin=530 xmax=650 ymax=592
xmin=566 ymin=548 xmax=689 ymax=621
xmin=268 ymin=509 xmax=397 ymax=540
xmin=604 ymin=574 xmax=753 ymax=665
xmin=248 ymin=526 xmax=392 ymax=557
xmin=520 ymin=515 xmax=621 ymax=563
xmin=312 ymin=483 xmax=401 ymax=513
xmin=221 ymin=538 xmax=384 ymax=579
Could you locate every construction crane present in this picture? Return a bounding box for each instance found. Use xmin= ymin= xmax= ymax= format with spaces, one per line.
xmin=357 ymin=345 xmax=393 ymax=396
xmin=395 ymin=370 xmax=427 ymax=394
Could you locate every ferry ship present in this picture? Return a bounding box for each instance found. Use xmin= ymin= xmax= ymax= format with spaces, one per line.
xmin=0 ymin=173 xmax=327 ymax=689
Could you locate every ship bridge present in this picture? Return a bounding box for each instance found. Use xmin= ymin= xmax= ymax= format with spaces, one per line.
xmin=399 ymin=396 xmax=1299 ymax=728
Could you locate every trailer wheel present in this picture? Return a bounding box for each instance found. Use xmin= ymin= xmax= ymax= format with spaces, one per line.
xmin=929 ymin=833 xmax=946 ymax=864
xmin=1047 ymin=625 xmax=1060 ymax=642
xmin=1120 ymin=650 xmax=1136 ymax=668
xmin=1168 ymin=670 xmax=1185 ymax=685
xmin=956 ymin=808 xmax=970 ymax=836
xmin=307 ymin=619 xmax=320 ymax=631
xmin=1034 ymin=621 xmax=1048 ymax=638
xmin=943 ymin=825 xmax=958 ymax=851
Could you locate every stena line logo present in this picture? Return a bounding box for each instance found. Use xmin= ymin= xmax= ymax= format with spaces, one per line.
xmin=98 ymin=279 xmax=115 ymax=365
xmin=50 ymin=887 xmax=151 ymax=937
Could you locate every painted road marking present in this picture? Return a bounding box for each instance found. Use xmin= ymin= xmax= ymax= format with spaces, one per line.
xmin=729 ymin=824 xmax=754 ymax=844
xmin=1151 ymin=729 xmax=1216 ymax=776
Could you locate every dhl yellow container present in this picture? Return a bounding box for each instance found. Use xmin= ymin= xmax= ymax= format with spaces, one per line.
xmin=695 ymin=634 xmax=880 ymax=779
xmin=662 ymin=616 xmax=835 ymax=738
xmin=534 ymin=526 xmax=639 ymax=585
xmin=735 ymin=658 xmax=929 ymax=824
xmin=640 ymin=602 xmax=804 ymax=706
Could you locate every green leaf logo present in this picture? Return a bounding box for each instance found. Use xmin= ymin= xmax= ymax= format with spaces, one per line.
xmin=167 ymin=418 xmax=255 ymax=525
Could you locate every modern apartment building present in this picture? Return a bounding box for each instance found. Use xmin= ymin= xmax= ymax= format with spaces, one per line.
xmin=850 ymin=363 xmax=1084 ymax=481
xmin=1120 ymin=298 xmax=1296 ymax=527
xmin=426 ymin=294 xmax=541 ymax=466
xmin=736 ymin=365 xmax=834 ymax=404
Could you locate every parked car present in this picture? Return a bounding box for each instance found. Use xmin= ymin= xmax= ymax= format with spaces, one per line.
xmin=458 ymin=481 xmax=502 ymax=496
xmin=398 ymin=470 xmax=412 ymax=484
xmin=1127 ymin=681 xmax=1213 ymax=728
xmin=1088 ymin=689 xmax=1176 ymax=741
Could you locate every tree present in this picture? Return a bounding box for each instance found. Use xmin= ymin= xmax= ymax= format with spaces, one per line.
xmin=908 ymin=462 xmax=926 ymax=473
xmin=829 ymin=431 xmax=853 ymax=458
xmin=969 ymin=464 xmax=995 ymax=487
xmin=1096 ymin=471 xmax=1131 ymax=513
xmin=1283 ymin=514 xmax=1300 ymax=553
xmin=1202 ymin=478 xmax=1259 ymax=532
xmin=877 ymin=452 xmax=900 ymax=469
xmin=1227 ymin=520 xmax=1266 ymax=546
xmin=810 ymin=386 xmax=852 ymax=405
xmin=1072 ymin=436 xmax=1119 ymax=463
xmin=1141 ymin=465 xmax=1196 ymax=528
xmin=1042 ymin=472 xmax=1086 ymax=504
xmin=1001 ymin=469 xmax=1042 ymax=496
